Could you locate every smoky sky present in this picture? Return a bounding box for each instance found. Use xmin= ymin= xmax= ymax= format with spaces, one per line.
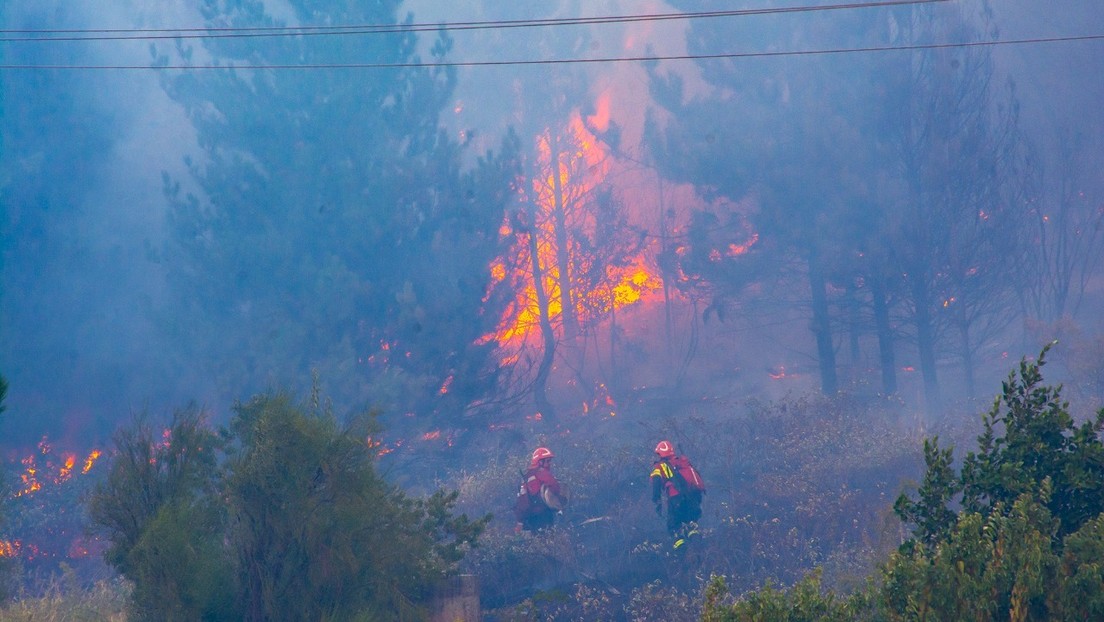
xmin=1 ymin=0 xmax=1103 ymax=451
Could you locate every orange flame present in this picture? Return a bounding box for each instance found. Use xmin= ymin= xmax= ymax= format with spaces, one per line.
xmin=482 ymin=99 xmax=663 ymax=350
xmin=11 ymin=441 xmax=105 ymax=499
xmin=82 ymin=449 xmax=102 ymax=474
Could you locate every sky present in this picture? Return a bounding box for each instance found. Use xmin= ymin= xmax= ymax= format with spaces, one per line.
xmin=2 ymin=0 xmax=1103 ymax=452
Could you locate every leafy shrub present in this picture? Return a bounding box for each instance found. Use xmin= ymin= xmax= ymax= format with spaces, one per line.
xmin=708 ymin=347 xmax=1104 ymax=621
xmin=89 ymin=390 xmax=489 ymax=621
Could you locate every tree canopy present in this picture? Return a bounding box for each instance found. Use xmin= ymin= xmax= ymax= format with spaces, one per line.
xmin=161 ymin=0 xmax=520 ymax=436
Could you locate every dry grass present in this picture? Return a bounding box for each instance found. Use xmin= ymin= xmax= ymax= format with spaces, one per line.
xmin=0 ymin=575 xmax=129 ymax=622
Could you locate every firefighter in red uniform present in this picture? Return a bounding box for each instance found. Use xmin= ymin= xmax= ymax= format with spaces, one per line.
xmin=650 ymin=440 xmax=703 ymax=550
xmin=514 ymin=447 xmax=564 ymax=533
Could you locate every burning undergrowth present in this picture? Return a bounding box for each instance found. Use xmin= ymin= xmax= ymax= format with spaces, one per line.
xmin=1 ymin=438 xmax=111 ymax=589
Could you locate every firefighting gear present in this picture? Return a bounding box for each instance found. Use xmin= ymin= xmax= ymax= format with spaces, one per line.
xmin=515 ymin=448 xmax=564 ymax=533
xmin=530 ymin=446 xmax=554 ymax=468
xmin=654 ymin=440 xmax=675 ymax=458
xmin=651 ymin=444 xmax=704 ymax=539
xmin=672 ymin=523 xmax=701 ymax=551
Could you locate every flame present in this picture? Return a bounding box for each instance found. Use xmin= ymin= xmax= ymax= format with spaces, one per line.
xmin=56 ymin=453 xmax=76 ymax=484
xmin=4 ymin=439 xmax=108 ymax=566
xmin=11 ymin=443 xmax=104 ymax=498
xmin=82 ymin=449 xmax=102 ymax=474
xmin=482 ymin=100 xmax=663 ymax=350
xmin=728 ymin=233 xmax=759 ymax=257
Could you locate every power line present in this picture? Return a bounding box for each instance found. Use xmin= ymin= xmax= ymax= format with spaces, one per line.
xmin=1 ymin=33 xmax=1101 ymax=71
xmin=0 ymin=0 xmax=947 ymax=42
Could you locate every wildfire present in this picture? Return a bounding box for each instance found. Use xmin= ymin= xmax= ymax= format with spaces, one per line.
xmin=82 ymin=449 xmax=102 ymax=474
xmin=4 ymin=440 xmax=107 ymax=567
xmin=10 ymin=445 xmax=104 ymax=498
xmin=581 ymin=383 xmax=618 ymax=416
xmin=482 ymin=98 xmax=663 ymax=349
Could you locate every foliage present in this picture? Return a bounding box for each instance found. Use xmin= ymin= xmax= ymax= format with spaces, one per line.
xmin=714 ymin=347 xmax=1104 ymax=621
xmin=88 ymin=408 xmax=222 ymax=579
xmin=89 ymin=391 xmax=490 ymax=621
xmin=0 ymin=573 xmax=130 ymax=622
xmin=882 ymin=489 xmax=1104 ymax=621
xmin=896 ymin=343 xmax=1104 ymax=542
xmin=701 ymin=572 xmax=876 ymax=622
xmin=87 ymin=407 xmax=229 ymax=620
xmin=892 ymin=437 xmax=959 ymax=547
xmin=160 ymin=0 xmax=519 ymax=437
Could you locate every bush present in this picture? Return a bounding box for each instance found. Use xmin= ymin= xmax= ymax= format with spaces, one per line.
xmin=89 ymin=390 xmax=490 ymax=621
xmin=709 ymin=347 xmax=1104 ymax=621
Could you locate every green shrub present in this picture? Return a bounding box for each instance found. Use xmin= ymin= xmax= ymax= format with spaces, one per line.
xmin=89 ymin=390 xmax=489 ymax=622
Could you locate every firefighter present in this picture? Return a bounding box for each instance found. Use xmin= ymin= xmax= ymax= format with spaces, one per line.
xmin=650 ymin=440 xmax=704 ymax=550
xmin=514 ymin=446 xmax=565 ymax=533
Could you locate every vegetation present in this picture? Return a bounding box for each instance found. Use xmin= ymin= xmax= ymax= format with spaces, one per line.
xmin=88 ymin=391 xmax=489 ymax=621
xmin=0 ymin=374 xmax=12 ymax=603
xmin=451 ymin=389 xmax=920 ymax=619
xmin=703 ymin=345 xmax=1104 ymax=621
xmin=0 ymin=575 xmax=129 ymax=622
xmin=159 ymin=0 xmax=520 ymax=439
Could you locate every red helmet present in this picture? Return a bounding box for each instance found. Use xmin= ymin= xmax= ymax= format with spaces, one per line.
xmin=530 ymin=446 xmax=554 ymax=467
xmin=655 ymin=440 xmax=675 ymax=458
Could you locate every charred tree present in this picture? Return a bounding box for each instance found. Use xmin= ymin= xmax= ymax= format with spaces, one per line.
xmin=808 ymin=252 xmax=839 ymax=395
xmin=526 ymin=206 xmax=557 ymax=418
xmin=869 ymin=275 xmax=898 ymax=395
xmin=1016 ymin=130 xmax=1104 ymax=325
xmin=884 ymin=1 xmax=1028 ymax=403
xmin=549 ymin=135 xmax=579 ymax=343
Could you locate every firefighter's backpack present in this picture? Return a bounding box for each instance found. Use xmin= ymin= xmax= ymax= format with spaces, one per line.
xmin=513 ymin=475 xmax=545 ymax=521
xmin=671 ymin=455 xmax=706 ymax=494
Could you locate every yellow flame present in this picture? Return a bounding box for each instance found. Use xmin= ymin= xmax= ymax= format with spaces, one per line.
xmin=82 ymin=449 xmax=102 ymax=474
xmin=483 ymin=103 xmax=663 ymax=351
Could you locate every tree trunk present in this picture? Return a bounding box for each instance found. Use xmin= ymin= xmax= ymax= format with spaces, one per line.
xmin=550 ymin=135 xmax=578 ymax=342
xmin=910 ymin=276 xmax=941 ymax=414
xmin=808 ymin=255 xmax=838 ymax=395
xmin=957 ymin=313 xmax=976 ymax=398
xmin=870 ymin=276 xmax=898 ymax=395
xmin=528 ymin=220 xmax=556 ymax=418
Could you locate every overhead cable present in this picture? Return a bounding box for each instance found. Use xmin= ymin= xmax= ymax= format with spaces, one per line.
xmin=2 ymin=33 xmax=1101 ymax=71
xmin=0 ymin=0 xmax=949 ymax=42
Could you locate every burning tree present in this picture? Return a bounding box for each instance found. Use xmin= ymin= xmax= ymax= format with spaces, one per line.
xmin=485 ymin=105 xmax=659 ymax=417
